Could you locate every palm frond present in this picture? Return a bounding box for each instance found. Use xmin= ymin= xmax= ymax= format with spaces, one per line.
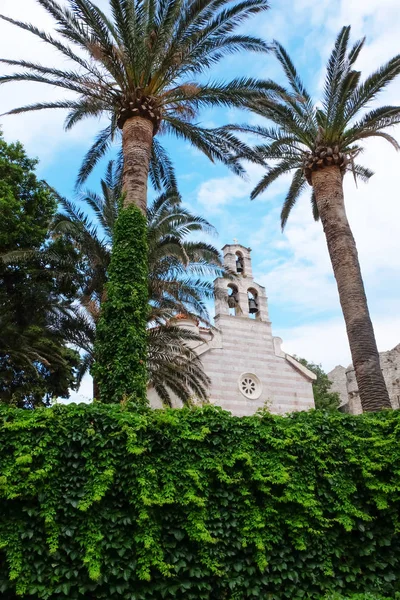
xmin=251 ymin=159 xmax=298 ymax=199
xmin=0 ymin=13 xmax=96 ymax=70
xmin=76 ymin=125 xmax=115 ymax=188
xmin=323 ymin=25 xmax=351 ymax=121
xmin=165 ymin=119 xmax=252 ymax=176
xmin=273 ymin=40 xmax=314 ymax=121
xmin=1 ymin=100 xmax=82 ymax=116
xmin=311 ymin=190 xmax=319 ymax=221
xmin=344 ymin=105 xmax=400 ymax=144
xmin=280 ymin=169 xmax=307 ymax=230
xmin=349 ymin=163 xmax=374 ymax=183
xmin=345 ymin=54 xmax=400 ymax=122
xmin=354 ymin=130 xmax=400 ymax=151
xmin=64 ymin=99 xmax=107 ymax=130
xmin=149 ymin=139 xmax=178 ymax=192
xmin=348 ymin=36 xmax=365 ymax=65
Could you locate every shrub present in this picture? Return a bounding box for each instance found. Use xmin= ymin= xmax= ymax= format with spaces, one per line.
xmin=325 ymin=595 xmax=400 ymax=600
xmin=0 ymin=405 xmax=400 ymax=599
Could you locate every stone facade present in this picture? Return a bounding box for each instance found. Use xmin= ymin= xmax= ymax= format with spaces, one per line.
xmin=328 ymin=344 xmax=400 ymax=414
xmin=149 ymin=243 xmax=316 ymax=416
xmin=327 ymin=365 xmax=348 ymax=407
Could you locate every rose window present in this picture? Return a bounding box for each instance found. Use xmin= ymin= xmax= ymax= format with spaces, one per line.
xmin=238 ymin=373 xmax=262 ymax=400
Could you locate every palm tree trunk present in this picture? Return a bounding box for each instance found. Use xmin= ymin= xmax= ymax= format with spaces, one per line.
xmin=93 ymin=116 xmax=152 ymax=404
xmin=93 ymin=378 xmax=100 ymax=399
xmin=122 ymin=117 xmax=154 ymax=214
xmin=312 ymin=166 xmax=391 ymax=412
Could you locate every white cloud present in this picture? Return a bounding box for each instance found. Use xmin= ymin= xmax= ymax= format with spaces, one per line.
xmin=62 ymin=373 xmax=92 ymax=404
xmin=278 ymin=314 xmax=400 ymax=372
xmin=0 ymin=0 xmax=108 ymax=163
xmin=197 ymin=163 xmax=261 ymax=213
xmin=197 ymin=162 xmax=291 ymax=213
xmin=197 ymin=175 xmax=245 ymax=213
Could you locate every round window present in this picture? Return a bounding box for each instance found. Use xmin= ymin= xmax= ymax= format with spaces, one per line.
xmin=238 ymin=373 xmax=262 ymax=400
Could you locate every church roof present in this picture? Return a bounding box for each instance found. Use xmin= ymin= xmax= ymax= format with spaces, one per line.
xmin=221 ymin=243 xmax=251 ymax=252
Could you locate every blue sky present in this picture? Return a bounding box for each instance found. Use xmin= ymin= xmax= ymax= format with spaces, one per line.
xmin=1 ymin=0 xmax=400 ymax=400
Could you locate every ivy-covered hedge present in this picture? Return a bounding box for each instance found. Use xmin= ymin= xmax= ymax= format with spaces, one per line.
xmin=92 ymin=204 xmax=148 ymax=404
xmin=0 ymin=404 xmax=400 ymax=599
xmin=327 ymin=596 xmax=399 ymax=600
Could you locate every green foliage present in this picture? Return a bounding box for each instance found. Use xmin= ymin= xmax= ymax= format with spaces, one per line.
xmin=0 ymin=131 xmax=80 ymax=407
xmin=0 ymin=133 xmax=55 ymax=251
xmin=1 ymin=405 xmax=400 ymax=599
xmin=296 ymin=358 xmax=341 ymax=411
xmin=92 ymin=205 xmax=148 ymax=404
xmin=0 ymin=344 xmax=79 ymax=409
xmin=325 ymin=595 xmax=400 ymax=600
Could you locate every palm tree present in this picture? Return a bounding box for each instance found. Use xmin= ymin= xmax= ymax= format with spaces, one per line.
xmin=0 ymin=0 xmax=271 ymax=401
xmin=234 ymin=26 xmax=400 ymax=411
xmin=54 ymin=160 xmax=225 ymax=405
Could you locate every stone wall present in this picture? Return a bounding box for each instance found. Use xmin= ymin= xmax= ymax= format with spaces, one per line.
xmin=380 ymin=345 xmax=400 ymax=409
xmin=328 ymin=344 xmax=400 ymax=414
xmin=327 ymin=365 xmax=348 ymax=407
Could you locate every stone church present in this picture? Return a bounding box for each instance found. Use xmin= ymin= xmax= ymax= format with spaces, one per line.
xmin=149 ymin=243 xmax=316 ymax=415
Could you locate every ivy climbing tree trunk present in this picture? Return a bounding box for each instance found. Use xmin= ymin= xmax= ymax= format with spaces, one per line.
xmin=92 ymin=116 xmax=153 ymax=404
xmin=312 ymin=166 xmax=391 ymax=412
xmin=93 ymin=379 xmax=100 ymax=399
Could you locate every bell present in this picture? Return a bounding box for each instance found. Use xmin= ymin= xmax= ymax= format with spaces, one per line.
xmin=248 ymin=298 xmax=258 ymax=314
xmin=228 ymin=295 xmax=237 ymax=309
xmin=236 ymin=258 xmax=244 ymax=273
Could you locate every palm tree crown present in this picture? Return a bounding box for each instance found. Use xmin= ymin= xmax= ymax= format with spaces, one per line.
xmin=0 ymin=0 xmax=271 ymax=188
xmin=236 ymin=25 xmax=400 ymax=226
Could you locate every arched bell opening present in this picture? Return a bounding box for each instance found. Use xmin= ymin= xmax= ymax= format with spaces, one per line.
xmin=235 ymin=251 xmax=245 ymax=275
xmin=247 ymin=288 xmax=259 ymax=319
xmin=227 ymin=284 xmax=239 ymax=316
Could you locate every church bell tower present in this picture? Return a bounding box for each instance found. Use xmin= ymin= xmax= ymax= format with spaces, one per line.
xmin=197 ymin=241 xmax=315 ymax=415
xmin=214 ymin=243 xmax=270 ymax=323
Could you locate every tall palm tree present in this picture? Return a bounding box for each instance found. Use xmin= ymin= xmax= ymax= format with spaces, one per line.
xmin=54 ymin=160 xmax=225 ymax=405
xmin=235 ymin=26 xmax=400 ymax=411
xmin=0 ymin=0 xmax=271 ymax=401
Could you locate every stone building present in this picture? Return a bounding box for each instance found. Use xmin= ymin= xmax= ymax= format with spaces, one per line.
xmin=328 ymin=344 xmax=400 ymax=413
xmin=148 ymin=243 xmax=316 ymax=416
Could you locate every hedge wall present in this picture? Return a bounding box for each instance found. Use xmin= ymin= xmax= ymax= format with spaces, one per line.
xmin=0 ymin=404 xmax=400 ymax=599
